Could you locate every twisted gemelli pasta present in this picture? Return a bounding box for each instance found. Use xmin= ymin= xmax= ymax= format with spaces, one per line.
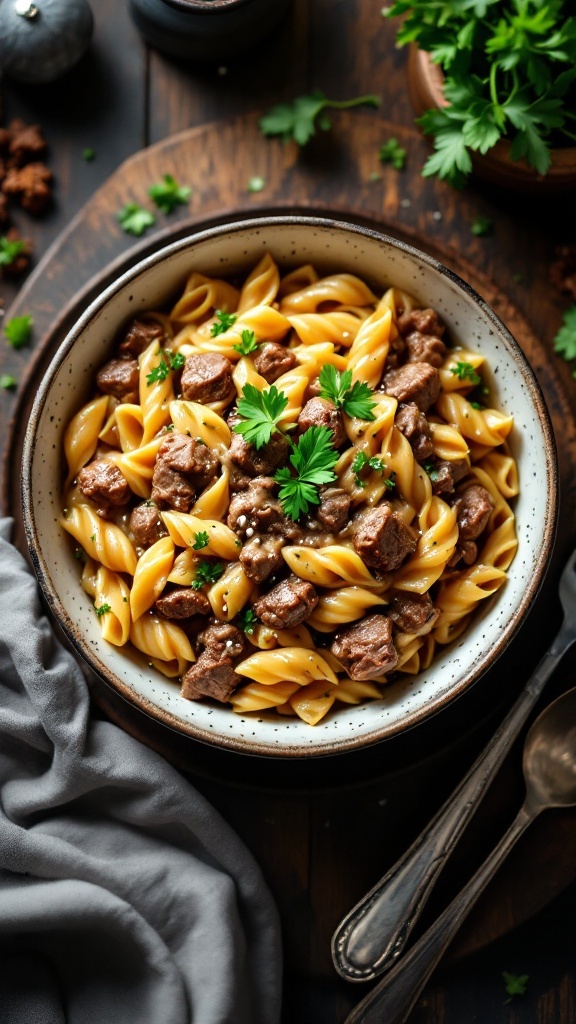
xmin=60 ymin=253 xmax=518 ymax=725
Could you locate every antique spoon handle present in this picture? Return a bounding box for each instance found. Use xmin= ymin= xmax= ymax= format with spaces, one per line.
xmin=344 ymin=804 xmax=536 ymax=1024
xmin=332 ymin=621 xmax=574 ymax=982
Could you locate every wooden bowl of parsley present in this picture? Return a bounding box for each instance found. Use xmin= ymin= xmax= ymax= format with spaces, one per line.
xmin=22 ymin=214 xmax=557 ymax=758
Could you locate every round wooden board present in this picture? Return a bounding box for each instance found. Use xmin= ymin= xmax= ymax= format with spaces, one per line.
xmin=2 ymin=114 xmax=575 ymax=976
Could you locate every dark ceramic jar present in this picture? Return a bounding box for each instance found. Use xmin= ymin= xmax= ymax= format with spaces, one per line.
xmin=130 ymin=0 xmax=292 ymax=61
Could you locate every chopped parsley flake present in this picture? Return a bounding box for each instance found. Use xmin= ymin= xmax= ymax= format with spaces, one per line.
xmin=237 ymin=607 xmax=260 ymax=635
xmin=378 ymin=138 xmax=407 ymax=170
xmin=0 ymin=374 xmax=17 ymax=390
xmin=192 ymin=560 xmax=224 ymax=589
xmin=233 ymin=329 xmax=259 ymax=356
xmin=117 ymin=203 xmax=155 ymax=237
xmin=4 ymin=315 xmax=33 ymax=349
xmin=192 ymin=530 xmax=209 ymax=550
xmin=95 ymin=604 xmax=111 ymax=617
xmin=210 ymin=310 xmax=237 ymax=336
xmin=449 ymin=361 xmax=482 ymax=385
xmin=149 ymin=174 xmax=192 ymax=214
xmin=146 ymin=349 xmax=185 ymax=386
xmin=352 ymin=451 xmax=386 ymax=487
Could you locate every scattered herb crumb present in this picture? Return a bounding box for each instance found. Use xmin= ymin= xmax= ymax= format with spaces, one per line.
xmin=0 ymin=374 xmax=17 ymax=390
xmin=471 ymin=215 xmax=494 ymax=237
xmin=82 ymin=148 xmax=95 ymax=162
xmin=95 ymin=603 xmax=111 ymax=617
xmin=513 ymin=272 xmax=523 ymax=284
xmin=369 ymin=171 xmax=382 ymax=182
xmin=450 ymin=360 xmax=482 ymax=385
xmin=148 ymin=174 xmax=192 ymax=214
xmin=259 ymin=91 xmax=380 ymax=147
xmin=192 ymin=560 xmax=224 ymax=589
xmin=247 ymin=176 xmax=266 ymax=193
xmin=146 ymin=349 xmax=185 ymax=385
xmin=74 ymin=547 xmax=85 ymax=561
xmin=502 ymin=971 xmax=529 ymax=1003
xmin=379 ymin=138 xmax=407 ymax=170
xmin=4 ymin=315 xmax=33 ymax=349
xmin=90 ymin=534 xmax=96 ymax=542
xmin=238 ymin=607 xmax=259 ymax=635
xmin=553 ymin=304 xmax=576 ymax=377
xmin=117 ymin=203 xmax=155 ymax=237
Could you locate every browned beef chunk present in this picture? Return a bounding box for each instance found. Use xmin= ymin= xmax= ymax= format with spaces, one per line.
xmin=388 ymin=591 xmax=439 ymax=636
xmin=298 ymin=397 xmax=346 ymax=448
xmin=151 ymin=433 xmax=219 ymax=511
xmin=240 ymin=535 xmax=285 ymax=583
xmin=405 ymin=331 xmax=446 ymax=368
xmin=129 ymin=503 xmax=168 ymax=546
xmin=181 ymin=655 xmax=240 ymax=703
xmin=448 ymin=539 xmax=478 ymax=568
xmin=227 ymin=462 xmax=252 ymax=492
xmin=155 ymin=588 xmax=211 ymax=619
xmin=304 ymin=376 xmax=323 ymax=401
xmin=316 ymin=486 xmax=351 ymax=533
xmin=254 ymin=575 xmax=318 ymax=630
xmin=181 ymin=353 xmax=235 ymax=405
xmin=227 ymin=477 xmax=284 ymax=536
xmin=198 ymin=620 xmax=246 ymax=659
xmin=353 ymin=505 xmax=418 ymax=572
xmin=383 ymin=363 xmax=441 ymax=412
xmin=228 ymin=424 xmax=290 ymax=477
xmin=430 ymin=458 xmax=469 ymax=496
xmin=254 ymin=342 xmax=297 ymax=383
xmin=331 ymin=614 xmax=398 ymax=680
xmin=96 ymin=359 xmax=139 ymax=403
xmin=395 ymin=403 xmax=434 ymax=462
xmin=398 ymin=307 xmax=446 ymax=339
xmin=454 ymin=484 xmax=493 ymax=541
xmin=78 ymin=461 xmax=131 ymax=517
xmin=119 ymin=319 xmax=164 ymax=358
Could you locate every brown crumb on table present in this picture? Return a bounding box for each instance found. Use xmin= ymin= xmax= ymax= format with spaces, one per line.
xmin=549 ymin=244 xmax=576 ymax=301
xmin=1 ymin=227 xmax=32 ymax=277
xmin=7 ymin=119 xmax=48 ymax=166
xmin=2 ymin=162 xmax=52 ymax=215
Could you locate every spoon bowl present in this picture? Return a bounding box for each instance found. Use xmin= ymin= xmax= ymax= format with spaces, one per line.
xmin=523 ymin=687 xmax=576 ymax=810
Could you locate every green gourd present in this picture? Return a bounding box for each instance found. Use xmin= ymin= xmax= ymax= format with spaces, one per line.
xmin=0 ymin=0 xmax=93 ymax=84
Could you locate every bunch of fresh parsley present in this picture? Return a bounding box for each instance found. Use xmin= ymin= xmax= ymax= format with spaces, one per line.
xmin=385 ymin=0 xmax=576 ymax=186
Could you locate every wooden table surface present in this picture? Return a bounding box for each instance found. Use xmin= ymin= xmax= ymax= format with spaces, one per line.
xmin=1 ymin=2 xmax=576 ymax=1022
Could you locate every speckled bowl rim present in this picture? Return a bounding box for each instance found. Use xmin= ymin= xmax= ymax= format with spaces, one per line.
xmin=22 ymin=215 xmax=558 ymax=758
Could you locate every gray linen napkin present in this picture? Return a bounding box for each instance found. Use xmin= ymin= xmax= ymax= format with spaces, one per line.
xmin=0 ymin=519 xmax=282 ymax=1024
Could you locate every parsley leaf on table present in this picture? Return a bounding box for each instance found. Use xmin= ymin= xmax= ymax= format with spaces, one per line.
xmin=247 ymin=176 xmax=266 ymax=193
xmin=82 ymin=148 xmax=95 ymax=162
xmin=259 ymin=91 xmax=380 ymax=147
xmin=233 ymin=383 xmax=288 ymax=449
xmin=4 ymin=315 xmax=33 ymax=349
xmin=237 ymin=608 xmax=260 ymax=635
xmin=502 ymin=971 xmax=529 ymax=1003
xmin=0 ymin=374 xmax=17 ymax=390
xmin=471 ymin=214 xmax=494 ymax=236
xmin=192 ymin=531 xmax=209 ymax=551
xmin=146 ymin=349 xmax=185 ymax=386
xmin=0 ymin=236 xmax=25 ymax=267
xmin=211 ymin=309 xmax=238 ymax=337
xmin=553 ymin=304 xmax=576 ymax=376
xmin=192 ymin=560 xmax=224 ymax=589
xmin=449 ymin=361 xmax=482 ymax=385
xmin=379 ymin=138 xmax=407 ymax=170
xmin=149 ymin=174 xmax=192 ymax=214
xmin=118 ymin=203 xmax=155 ymax=237
xmin=274 ymin=426 xmax=338 ymax=520
xmin=318 ymin=364 xmax=376 ymax=420
xmin=233 ymin=330 xmax=260 ymax=356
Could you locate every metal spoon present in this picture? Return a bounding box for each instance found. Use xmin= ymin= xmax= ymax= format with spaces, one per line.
xmin=333 ymin=546 xmax=576 ymax=983
xmin=343 ymin=684 xmax=576 ymax=1024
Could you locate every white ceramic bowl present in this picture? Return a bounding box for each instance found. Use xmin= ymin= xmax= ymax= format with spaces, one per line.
xmin=22 ymin=216 xmax=557 ymax=757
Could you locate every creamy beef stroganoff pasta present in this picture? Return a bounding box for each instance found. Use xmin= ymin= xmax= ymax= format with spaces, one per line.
xmin=60 ymin=253 xmax=518 ymax=726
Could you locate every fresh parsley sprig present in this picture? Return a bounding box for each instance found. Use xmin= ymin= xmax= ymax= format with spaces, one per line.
xmin=0 ymin=236 xmax=25 ymax=267
xmin=148 ymin=174 xmax=192 ymax=214
xmin=274 ymin=426 xmax=338 ymax=520
xmin=146 ymin=349 xmax=185 ymax=386
xmin=318 ymin=364 xmax=377 ymax=420
xmin=449 ymin=361 xmax=482 ymax=385
xmin=259 ymin=91 xmax=380 ymax=147
xmin=237 ymin=607 xmax=260 ymax=635
xmin=553 ymin=304 xmax=576 ymax=378
xmin=352 ymin=451 xmax=386 ymax=488
xmin=191 ymin=561 xmax=224 ymax=590
xmin=95 ymin=603 xmax=111 ymax=617
xmin=233 ymin=330 xmax=260 ymax=356
xmin=502 ymin=971 xmax=529 ymax=1004
xmin=233 ymin=383 xmax=288 ymax=449
xmin=192 ymin=531 xmax=209 ymax=550
xmin=117 ymin=203 xmax=155 ymax=237
xmin=211 ymin=310 xmax=238 ymax=337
